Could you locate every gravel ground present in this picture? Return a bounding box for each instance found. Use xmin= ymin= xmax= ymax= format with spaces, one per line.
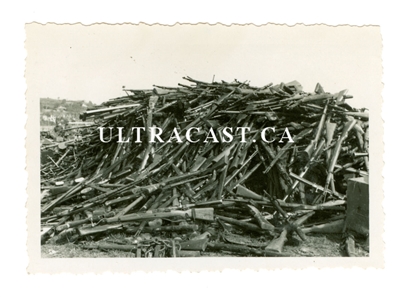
xmin=41 ymin=233 xmax=369 ymax=258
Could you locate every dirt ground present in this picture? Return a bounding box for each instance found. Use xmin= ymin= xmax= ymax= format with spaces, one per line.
xmin=41 ymin=233 xmax=369 ymax=258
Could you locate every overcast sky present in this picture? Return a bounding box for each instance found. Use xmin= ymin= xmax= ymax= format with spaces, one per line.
xmin=26 ymin=24 xmax=381 ymax=109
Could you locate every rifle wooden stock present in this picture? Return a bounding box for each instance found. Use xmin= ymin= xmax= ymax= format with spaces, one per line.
xmin=41 ymin=227 xmax=55 ymax=244
xmin=302 ymin=218 xmax=345 ymax=234
xmin=345 ymin=235 xmax=356 ymax=257
xmin=235 ymin=184 xmax=268 ymax=201
xmin=178 ymin=250 xmax=201 ymax=257
xmin=216 ymin=215 xmax=266 ymax=233
xmin=343 ymin=111 xmax=369 ymax=119
xmin=265 ymin=229 xmax=288 ymax=253
xmin=78 ymin=224 xmax=124 ymax=236
xmin=324 ymin=120 xmax=337 ymax=164
xmin=189 ymin=156 xmax=207 ymax=172
xmin=247 ymin=204 xmax=275 ymax=231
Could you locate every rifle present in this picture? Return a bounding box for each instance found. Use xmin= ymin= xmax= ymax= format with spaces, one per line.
xmin=41 ymin=182 xmax=135 ymax=221
xmin=170 ymin=164 xmax=198 ymax=197
xmin=247 ymin=204 xmax=275 ymax=231
xmin=265 ymin=228 xmax=288 ymax=253
xmin=288 ymin=93 xmax=333 ymax=109
xmin=265 ymin=211 xmax=314 ymax=253
xmin=189 ymin=156 xmax=207 ymax=172
xmin=119 ymin=196 xmax=146 ymax=217
xmin=217 ymin=160 xmax=229 ymax=200
xmin=78 ymin=222 xmax=199 ymax=237
xmin=263 ymin=128 xmax=313 ymax=175
xmin=302 ymin=218 xmax=345 ymax=234
xmin=324 ymin=120 xmax=337 ymax=166
xmin=216 ymin=215 xmax=268 ymax=234
xmin=80 ymin=243 xmax=140 ymax=253
xmin=344 ymin=234 xmax=356 ymax=257
xmin=105 ymin=207 xmax=214 ymax=224
xmin=260 ymin=142 xmax=291 ymax=189
xmin=207 ymin=242 xmax=290 ymax=257
xmin=314 ymin=99 xmax=330 ymax=147
xmin=282 ymin=139 xmax=325 ymax=202
xmin=273 ymin=200 xmax=345 ymax=212
xmin=41 ymin=173 xmax=102 ymax=214
xmin=289 ymin=172 xmax=345 ymax=200
xmin=41 ymin=226 xmax=55 ymax=244
xmin=130 ymin=168 xmax=211 ymax=200
xmin=271 ymin=195 xmax=315 ymax=238
xmin=324 ymin=119 xmax=357 ymax=192
xmin=224 ymin=149 xmax=258 ymax=188
xmin=235 ymin=184 xmax=269 ymax=201
xmin=125 ymin=224 xmax=199 ymax=235
xmin=231 ymin=163 xmax=262 ymax=191
xmin=81 ymin=104 xmax=141 ymax=117
xmin=56 ymin=210 xmax=115 ymax=232
xmin=139 ymin=95 xmax=158 ymax=171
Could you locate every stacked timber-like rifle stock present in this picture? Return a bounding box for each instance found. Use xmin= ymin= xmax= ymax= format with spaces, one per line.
xmin=40 ymin=76 xmax=369 ymax=257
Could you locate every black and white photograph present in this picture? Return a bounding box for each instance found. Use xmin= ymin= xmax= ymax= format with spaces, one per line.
xmin=25 ymin=23 xmax=383 ymax=273
xmin=4 ymin=0 xmax=400 ymax=295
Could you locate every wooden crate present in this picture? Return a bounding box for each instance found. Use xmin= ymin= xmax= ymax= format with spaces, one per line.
xmin=345 ymin=176 xmax=369 ymax=236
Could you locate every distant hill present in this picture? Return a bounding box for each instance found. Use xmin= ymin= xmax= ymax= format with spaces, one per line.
xmin=40 ymin=97 xmax=95 ymax=126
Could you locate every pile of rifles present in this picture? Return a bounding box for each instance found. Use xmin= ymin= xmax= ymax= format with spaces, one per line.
xmin=40 ymin=76 xmax=369 ymax=257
